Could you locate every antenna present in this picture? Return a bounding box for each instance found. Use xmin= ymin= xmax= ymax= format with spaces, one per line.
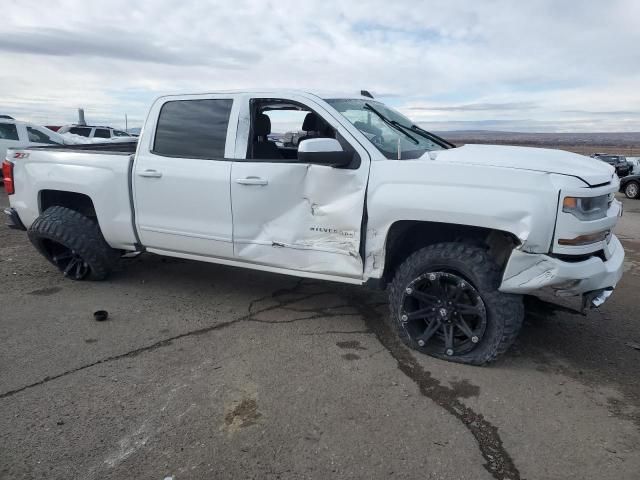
xmin=360 ymin=90 xmax=374 ymax=99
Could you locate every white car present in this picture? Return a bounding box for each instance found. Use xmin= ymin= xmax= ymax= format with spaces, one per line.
xmin=56 ymin=124 xmax=134 ymax=142
xmin=2 ymin=90 xmax=625 ymax=365
xmin=0 ymin=119 xmax=67 ymax=161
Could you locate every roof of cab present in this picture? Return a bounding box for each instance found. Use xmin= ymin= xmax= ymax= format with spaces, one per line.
xmin=156 ymin=89 xmax=376 ymax=101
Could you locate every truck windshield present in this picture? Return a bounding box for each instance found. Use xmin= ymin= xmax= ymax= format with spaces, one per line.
xmin=326 ymin=99 xmax=451 ymax=159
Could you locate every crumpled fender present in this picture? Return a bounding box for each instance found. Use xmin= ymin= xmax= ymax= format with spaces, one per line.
xmin=363 ymin=159 xmax=568 ymax=279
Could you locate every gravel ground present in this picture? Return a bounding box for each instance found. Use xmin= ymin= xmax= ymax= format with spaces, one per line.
xmin=1 ymin=188 xmax=639 ymax=480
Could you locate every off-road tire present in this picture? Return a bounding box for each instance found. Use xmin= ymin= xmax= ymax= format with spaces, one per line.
xmin=28 ymin=206 xmax=119 ymax=280
xmin=388 ymin=242 xmax=524 ymax=365
xmin=624 ymin=181 xmax=639 ymax=199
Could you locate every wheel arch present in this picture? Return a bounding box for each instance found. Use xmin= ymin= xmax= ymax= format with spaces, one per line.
xmin=39 ymin=189 xmax=97 ymax=219
xmin=379 ymin=220 xmax=520 ymax=286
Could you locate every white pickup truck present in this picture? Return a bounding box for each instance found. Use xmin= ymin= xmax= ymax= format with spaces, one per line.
xmin=2 ymin=90 xmax=625 ymax=365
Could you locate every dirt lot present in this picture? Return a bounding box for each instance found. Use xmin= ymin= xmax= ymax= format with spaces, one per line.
xmin=1 ymin=188 xmax=639 ymax=480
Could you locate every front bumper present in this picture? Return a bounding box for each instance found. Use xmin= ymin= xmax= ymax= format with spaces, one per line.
xmin=500 ymin=234 xmax=625 ymax=300
xmin=3 ymin=207 xmax=26 ymax=231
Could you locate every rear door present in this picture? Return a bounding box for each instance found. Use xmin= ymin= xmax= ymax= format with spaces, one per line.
xmin=133 ymin=94 xmax=238 ymax=259
xmin=230 ymin=94 xmax=370 ymax=279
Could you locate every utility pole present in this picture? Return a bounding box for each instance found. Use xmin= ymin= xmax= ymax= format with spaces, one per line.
xmin=125 ymin=113 xmax=128 ymax=133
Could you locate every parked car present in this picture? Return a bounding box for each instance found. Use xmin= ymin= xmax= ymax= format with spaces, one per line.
xmin=0 ymin=118 xmax=67 ymax=161
xmin=625 ymin=157 xmax=640 ymax=175
xmin=3 ymin=90 xmax=624 ymax=365
xmin=619 ymin=174 xmax=640 ymax=198
xmin=591 ymin=153 xmax=630 ymax=177
xmin=57 ymin=124 xmax=134 ymax=141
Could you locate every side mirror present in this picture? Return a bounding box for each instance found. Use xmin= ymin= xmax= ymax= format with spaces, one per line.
xmin=298 ymin=138 xmax=353 ymax=167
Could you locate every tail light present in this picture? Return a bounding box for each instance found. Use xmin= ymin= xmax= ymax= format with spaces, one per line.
xmin=2 ymin=160 xmax=15 ymax=195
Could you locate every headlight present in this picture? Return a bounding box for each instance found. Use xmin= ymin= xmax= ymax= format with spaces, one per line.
xmin=562 ymin=194 xmax=609 ymax=221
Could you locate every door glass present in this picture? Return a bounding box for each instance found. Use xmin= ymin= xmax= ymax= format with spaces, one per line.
xmin=69 ymin=127 xmax=92 ymax=137
xmin=153 ymin=99 xmax=233 ymax=159
xmin=250 ymin=100 xmax=339 ymax=161
xmin=0 ymin=123 xmax=19 ymax=140
xmin=94 ymin=129 xmax=111 ymax=138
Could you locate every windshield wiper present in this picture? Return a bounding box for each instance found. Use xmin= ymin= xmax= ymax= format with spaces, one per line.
xmin=409 ymin=124 xmax=456 ymax=148
xmin=363 ymin=103 xmax=419 ymax=145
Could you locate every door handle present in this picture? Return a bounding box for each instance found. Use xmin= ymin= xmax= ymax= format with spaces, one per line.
xmin=138 ymin=169 xmax=163 ymax=178
xmin=235 ymin=177 xmax=268 ymax=186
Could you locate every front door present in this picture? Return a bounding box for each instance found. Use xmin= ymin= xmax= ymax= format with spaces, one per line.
xmin=230 ymin=95 xmax=370 ymax=279
xmin=133 ymin=95 xmax=238 ymax=259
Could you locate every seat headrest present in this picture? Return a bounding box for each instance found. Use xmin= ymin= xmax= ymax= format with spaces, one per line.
xmin=255 ymin=113 xmax=271 ymax=137
xmin=302 ymin=112 xmax=321 ymax=131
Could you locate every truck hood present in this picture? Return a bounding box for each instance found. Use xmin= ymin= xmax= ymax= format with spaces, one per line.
xmin=428 ymin=144 xmax=614 ymax=186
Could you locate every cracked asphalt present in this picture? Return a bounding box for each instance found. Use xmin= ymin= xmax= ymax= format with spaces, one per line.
xmin=1 ymin=189 xmax=640 ymax=480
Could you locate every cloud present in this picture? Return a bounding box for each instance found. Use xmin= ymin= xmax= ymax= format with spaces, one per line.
xmin=409 ymin=102 xmax=537 ymax=112
xmin=0 ymin=0 xmax=639 ymax=131
xmin=0 ymin=27 xmax=260 ymax=67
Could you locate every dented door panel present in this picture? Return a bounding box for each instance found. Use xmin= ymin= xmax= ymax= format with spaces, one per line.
xmin=231 ymin=162 xmax=366 ymax=277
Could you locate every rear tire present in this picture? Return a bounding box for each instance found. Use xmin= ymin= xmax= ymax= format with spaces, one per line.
xmin=28 ymin=206 xmax=119 ymax=280
xmin=624 ymin=181 xmax=639 ymax=199
xmin=388 ymin=242 xmax=524 ymax=365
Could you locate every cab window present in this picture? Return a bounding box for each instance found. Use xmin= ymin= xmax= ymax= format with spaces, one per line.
xmin=153 ymin=98 xmax=233 ymax=159
xmin=248 ymin=99 xmax=343 ymax=161
xmin=0 ymin=123 xmax=19 ymax=141
xmin=69 ymin=127 xmax=91 ymax=137
xmin=94 ymin=129 xmax=111 ymax=139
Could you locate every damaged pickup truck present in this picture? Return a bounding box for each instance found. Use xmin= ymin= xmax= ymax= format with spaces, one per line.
xmin=3 ymin=90 xmax=625 ymax=365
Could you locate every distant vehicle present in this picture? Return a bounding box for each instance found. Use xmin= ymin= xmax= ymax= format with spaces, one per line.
xmin=57 ymin=124 xmax=134 ymax=141
xmin=3 ymin=89 xmax=624 ymax=366
xmin=625 ymin=157 xmax=639 ymax=175
xmin=591 ymin=153 xmax=630 ymax=177
xmin=0 ymin=118 xmax=67 ymax=160
xmin=619 ymin=174 xmax=640 ymax=199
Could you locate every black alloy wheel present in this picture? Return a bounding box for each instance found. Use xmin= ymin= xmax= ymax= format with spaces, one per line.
xmin=399 ymin=271 xmax=487 ymax=357
xmin=42 ymin=239 xmax=91 ymax=280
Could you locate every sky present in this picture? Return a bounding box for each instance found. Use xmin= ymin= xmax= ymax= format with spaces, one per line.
xmin=1 ymin=0 xmax=639 ymax=132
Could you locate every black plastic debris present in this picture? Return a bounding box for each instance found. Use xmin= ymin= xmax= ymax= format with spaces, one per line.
xmin=93 ymin=310 xmax=109 ymax=322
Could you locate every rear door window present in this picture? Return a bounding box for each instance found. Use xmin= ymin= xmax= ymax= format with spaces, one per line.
xmin=94 ymin=128 xmax=111 ymax=138
xmin=0 ymin=123 xmax=19 ymax=140
xmin=153 ymin=99 xmax=233 ymax=159
xmin=69 ymin=127 xmax=92 ymax=137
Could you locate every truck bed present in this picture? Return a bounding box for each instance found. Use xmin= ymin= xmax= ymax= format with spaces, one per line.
xmin=6 ymin=145 xmax=138 ymax=250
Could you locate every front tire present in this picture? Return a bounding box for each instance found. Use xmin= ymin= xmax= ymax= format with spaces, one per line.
xmin=388 ymin=243 xmax=524 ymax=365
xmin=28 ymin=206 xmax=119 ymax=280
xmin=624 ymin=181 xmax=639 ymax=199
